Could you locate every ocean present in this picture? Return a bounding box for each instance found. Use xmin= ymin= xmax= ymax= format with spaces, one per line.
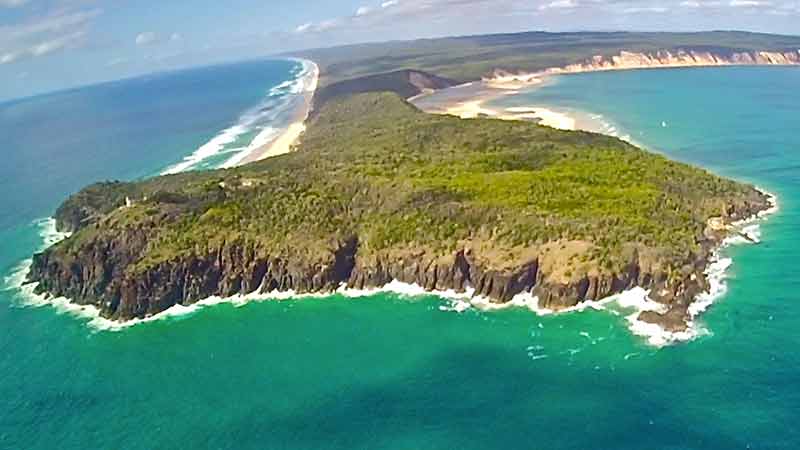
xmin=1 ymin=64 xmax=799 ymax=449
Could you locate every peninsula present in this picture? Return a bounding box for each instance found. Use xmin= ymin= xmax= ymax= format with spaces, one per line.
xmin=26 ymin=30 xmax=788 ymax=336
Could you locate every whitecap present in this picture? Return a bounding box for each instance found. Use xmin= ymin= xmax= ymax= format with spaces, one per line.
xmin=161 ymin=59 xmax=319 ymax=175
xmin=161 ymin=124 xmax=248 ymax=174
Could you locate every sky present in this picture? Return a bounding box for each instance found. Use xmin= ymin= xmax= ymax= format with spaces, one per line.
xmin=1 ymin=0 xmax=799 ymax=101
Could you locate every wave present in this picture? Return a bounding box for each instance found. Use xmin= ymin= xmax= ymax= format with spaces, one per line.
xmin=1 ymin=60 xmax=322 ymax=328
xmin=1 ymin=64 xmax=780 ymax=347
xmin=625 ymin=189 xmax=779 ymax=346
xmin=3 ymin=219 xmax=70 ymax=292
xmin=0 ymin=205 xmax=774 ymax=344
xmin=161 ymin=59 xmax=318 ymax=175
xmin=3 ymin=179 xmax=779 ymax=348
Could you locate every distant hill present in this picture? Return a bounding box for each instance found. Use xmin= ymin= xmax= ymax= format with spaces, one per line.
xmin=312 ymin=69 xmax=457 ymax=111
xmin=293 ymin=30 xmax=800 ymax=85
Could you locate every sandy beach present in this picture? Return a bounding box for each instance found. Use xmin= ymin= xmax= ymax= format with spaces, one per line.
xmin=410 ymin=73 xmax=587 ymax=132
xmin=442 ymin=100 xmax=578 ymax=131
xmin=233 ymin=60 xmax=319 ymax=166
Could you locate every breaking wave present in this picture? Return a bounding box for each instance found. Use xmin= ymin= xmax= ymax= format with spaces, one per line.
xmin=161 ymin=59 xmax=318 ymax=174
xmin=0 ymin=63 xmax=780 ymax=347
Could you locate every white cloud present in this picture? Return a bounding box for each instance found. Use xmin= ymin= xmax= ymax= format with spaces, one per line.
xmin=286 ymin=0 xmax=799 ymax=45
xmin=730 ymin=0 xmax=768 ymax=5
xmin=135 ymin=31 xmax=158 ymax=46
xmin=0 ymin=9 xmax=98 ymax=64
xmin=1 ymin=9 xmax=100 ymax=41
xmin=294 ymin=19 xmax=340 ymax=34
xmin=677 ymin=0 xmax=724 ymax=7
xmin=539 ymin=0 xmax=578 ymax=10
xmin=316 ymin=19 xmax=338 ymax=31
xmin=294 ymin=22 xmax=312 ymax=33
xmin=623 ymin=5 xmax=669 ymax=13
xmin=0 ymin=52 xmax=18 ymax=64
xmin=170 ymin=32 xmax=182 ymax=42
xmin=30 ymin=30 xmax=84 ymax=56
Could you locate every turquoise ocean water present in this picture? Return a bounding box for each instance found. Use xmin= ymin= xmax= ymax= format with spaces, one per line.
xmin=2 ymin=64 xmax=799 ymax=449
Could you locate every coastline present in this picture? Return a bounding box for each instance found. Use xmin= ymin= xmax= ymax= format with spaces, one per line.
xmin=5 ymin=58 xmax=783 ymax=347
xmin=228 ymin=60 xmax=319 ymax=167
xmin=8 ymin=187 xmax=778 ymax=347
xmin=410 ymin=75 xmax=597 ymax=133
xmin=414 ymin=64 xmax=782 ymax=346
xmin=411 ymin=49 xmax=800 ymax=136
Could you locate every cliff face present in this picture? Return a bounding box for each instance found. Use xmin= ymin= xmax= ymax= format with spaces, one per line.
xmin=488 ymin=49 xmax=800 ymax=81
xmin=554 ymin=49 xmax=800 ymax=74
xmin=25 ymin=92 xmax=773 ymax=332
xmin=28 ymin=196 xmax=768 ymax=330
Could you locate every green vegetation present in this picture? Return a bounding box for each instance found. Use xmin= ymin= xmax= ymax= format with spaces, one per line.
xmin=295 ymin=31 xmax=800 ymax=85
xmin=56 ymin=92 xmax=761 ymax=279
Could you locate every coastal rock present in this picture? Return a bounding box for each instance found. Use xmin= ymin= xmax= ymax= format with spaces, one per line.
xmin=27 ymin=200 xmax=762 ymax=327
xmin=26 ymin=92 xmax=775 ymax=331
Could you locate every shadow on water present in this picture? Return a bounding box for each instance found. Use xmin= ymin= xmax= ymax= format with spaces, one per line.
xmin=206 ymin=346 xmax=751 ymax=450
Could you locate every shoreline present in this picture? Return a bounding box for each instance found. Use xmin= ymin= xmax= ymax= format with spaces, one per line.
xmin=414 ymin=65 xmax=782 ymax=346
xmin=5 ymin=58 xmax=783 ymax=347
xmin=411 ymin=52 xmax=800 ymax=137
xmin=7 ymin=188 xmax=778 ymax=347
xmin=230 ymin=59 xmax=319 ymax=167
xmin=410 ymin=75 xmax=597 ymax=134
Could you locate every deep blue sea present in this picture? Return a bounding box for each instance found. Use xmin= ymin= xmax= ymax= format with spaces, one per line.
xmin=2 ymin=64 xmax=800 ymax=449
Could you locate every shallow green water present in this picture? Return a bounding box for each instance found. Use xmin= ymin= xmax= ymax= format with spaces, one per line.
xmin=2 ymin=66 xmax=799 ymax=449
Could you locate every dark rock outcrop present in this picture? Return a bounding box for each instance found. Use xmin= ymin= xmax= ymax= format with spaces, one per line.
xmin=28 ymin=190 xmax=770 ymax=328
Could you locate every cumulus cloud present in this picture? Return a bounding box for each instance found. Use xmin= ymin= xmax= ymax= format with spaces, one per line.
xmin=135 ymin=31 xmax=158 ymax=46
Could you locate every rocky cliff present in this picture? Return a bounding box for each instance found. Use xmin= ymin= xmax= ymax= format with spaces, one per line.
xmin=27 ymin=199 xmax=767 ymax=331
xmin=26 ymin=92 xmax=773 ymax=332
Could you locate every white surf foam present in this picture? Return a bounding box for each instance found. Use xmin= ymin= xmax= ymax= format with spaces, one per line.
xmin=623 ymin=189 xmax=780 ymax=347
xmin=5 ymin=69 xmax=781 ymax=348
xmin=219 ymin=60 xmax=319 ymax=169
xmin=7 ymin=187 xmax=779 ymax=344
xmin=3 ymin=218 xmax=72 ymax=292
xmin=161 ymin=124 xmax=248 ymax=174
xmin=161 ymin=59 xmax=318 ymax=175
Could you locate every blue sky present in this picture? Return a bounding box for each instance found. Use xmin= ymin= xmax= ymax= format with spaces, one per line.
xmin=1 ymin=0 xmax=799 ymax=101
